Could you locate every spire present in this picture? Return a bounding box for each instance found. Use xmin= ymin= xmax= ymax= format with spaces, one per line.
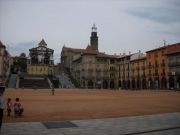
xmin=38 ymin=39 xmax=47 ymax=47
xmin=91 ymin=23 xmax=97 ymax=32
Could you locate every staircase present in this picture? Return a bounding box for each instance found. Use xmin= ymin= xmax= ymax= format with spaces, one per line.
xmin=8 ymin=74 xmax=18 ymax=88
xmin=19 ymin=79 xmax=50 ymax=89
xmin=56 ymin=74 xmax=75 ymax=89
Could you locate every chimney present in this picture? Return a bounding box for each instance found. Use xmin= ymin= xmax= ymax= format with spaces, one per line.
xmin=129 ymin=51 xmax=131 ymax=54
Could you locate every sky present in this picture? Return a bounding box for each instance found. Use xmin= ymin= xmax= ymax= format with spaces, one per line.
xmin=0 ymin=0 xmax=180 ymax=64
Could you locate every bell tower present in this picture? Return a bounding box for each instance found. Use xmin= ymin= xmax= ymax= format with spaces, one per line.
xmin=90 ymin=24 xmax=98 ymax=51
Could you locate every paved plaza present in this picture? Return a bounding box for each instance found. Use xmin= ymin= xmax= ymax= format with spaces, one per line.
xmin=1 ymin=112 xmax=180 ymax=135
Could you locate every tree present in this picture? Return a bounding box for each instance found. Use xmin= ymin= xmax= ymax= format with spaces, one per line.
xmin=30 ymin=48 xmax=38 ymax=64
xmin=44 ymin=49 xmax=49 ymax=64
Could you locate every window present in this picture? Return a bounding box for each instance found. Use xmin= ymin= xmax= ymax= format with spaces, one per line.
xmin=89 ymin=56 xmax=92 ymax=62
xmin=148 ymin=54 xmax=151 ymax=59
xmin=162 ymin=51 xmax=164 ymax=56
xmin=154 ymin=52 xmax=158 ymax=57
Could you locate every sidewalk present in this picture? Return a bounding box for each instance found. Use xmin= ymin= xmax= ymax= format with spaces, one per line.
xmin=2 ymin=112 xmax=180 ymax=135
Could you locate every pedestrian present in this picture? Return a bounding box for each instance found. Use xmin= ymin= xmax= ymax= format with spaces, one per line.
xmin=7 ymin=98 xmax=12 ymax=116
xmin=0 ymin=83 xmax=5 ymax=131
xmin=14 ymin=98 xmax=21 ymax=117
xmin=52 ymin=84 xmax=54 ymax=95
xmin=22 ymin=86 xmax=24 ymax=90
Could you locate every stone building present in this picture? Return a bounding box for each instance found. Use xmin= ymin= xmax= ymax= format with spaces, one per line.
xmin=0 ymin=41 xmax=11 ymax=84
xmin=27 ymin=39 xmax=54 ymax=75
xmin=117 ymin=51 xmax=145 ymax=89
xmin=166 ymin=43 xmax=180 ymax=89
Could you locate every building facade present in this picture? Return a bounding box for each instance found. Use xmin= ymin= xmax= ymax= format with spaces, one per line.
xmin=166 ymin=43 xmax=180 ymax=89
xmin=0 ymin=41 xmax=11 ymax=84
xmin=27 ymin=39 xmax=54 ymax=75
xmin=146 ymin=46 xmax=167 ymax=89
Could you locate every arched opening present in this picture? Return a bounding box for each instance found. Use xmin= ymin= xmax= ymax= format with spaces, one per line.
xmin=103 ymin=81 xmax=108 ymax=89
xmin=88 ymin=81 xmax=93 ymax=89
xmin=83 ymin=80 xmax=85 ymax=88
xmin=176 ymin=77 xmax=180 ymax=90
xmin=132 ymin=79 xmax=135 ymax=89
xmin=127 ymin=80 xmax=130 ymax=89
xmin=110 ymin=81 xmax=115 ymax=89
xmin=161 ymin=77 xmax=166 ymax=89
xmin=123 ymin=80 xmax=126 ymax=89
xmin=148 ymin=78 xmax=153 ymax=89
xmin=142 ymin=78 xmax=146 ymax=89
xmin=137 ymin=79 xmax=140 ymax=89
xmin=118 ymin=80 xmax=121 ymax=88
xmin=154 ymin=78 xmax=159 ymax=89
xmin=169 ymin=77 xmax=175 ymax=89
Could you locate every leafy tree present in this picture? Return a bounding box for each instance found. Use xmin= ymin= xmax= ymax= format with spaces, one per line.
xmin=44 ymin=49 xmax=49 ymax=64
xmin=30 ymin=48 xmax=38 ymax=64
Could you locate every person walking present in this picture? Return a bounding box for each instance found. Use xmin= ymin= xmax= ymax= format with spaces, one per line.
xmin=51 ymin=84 xmax=54 ymax=95
xmin=0 ymin=83 xmax=5 ymax=131
xmin=7 ymin=98 xmax=12 ymax=116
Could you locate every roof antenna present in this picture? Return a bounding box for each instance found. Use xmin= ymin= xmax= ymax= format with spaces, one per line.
xmin=163 ymin=39 xmax=166 ymax=46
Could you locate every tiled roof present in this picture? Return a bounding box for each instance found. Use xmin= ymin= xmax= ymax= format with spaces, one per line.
xmin=84 ymin=45 xmax=97 ymax=54
xmin=130 ymin=56 xmax=147 ymax=62
xmin=166 ymin=43 xmax=180 ymax=55
xmin=96 ymin=52 xmax=117 ymax=58
xmin=38 ymin=39 xmax=47 ymax=45
xmin=146 ymin=46 xmax=166 ymax=53
xmin=0 ymin=41 xmax=6 ymax=48
xmin=65 ymin=47 xmax=85 ymax=53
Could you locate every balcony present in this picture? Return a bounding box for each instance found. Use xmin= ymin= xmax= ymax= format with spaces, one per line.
xmin=168 ymin=62 xmax=180 ymax=67
xmin=102 ymin=76 xmax=109 ymax=80
xmin=168 ymin=72 xmax=180 ymax=76
xmin=109 ymin=69 xmax=116 ymax=72
xmin=148 ymin=74 xmax=152 ymax=77
xmin=96 ymin=76 xmax=101 ymax=80
xmin=135 ymin=75 xmax=140 ymax=78
xmin=110 ymin=76 xmax=116 ymax=79
xmin=126 ymin=76 xmax=130 ymax=79
xmin=96 ymin=69 xmax=101 ymax=72
xmin=141 ymin=75 xmax=146 ymax=78
xmin=131 ymin=75 xmax=135 ymax=78
xmin=153 ymin=73 xmax=159 ymax=76
xmin=118 ymin=76 xmax=121 ymax=79
xmin=161 ymin=73 xmax=166 ymax=76
xmin=136 ymin=67 xmax=140 ymax=70
xmin=88 ymin=69 xmax=93 ymax=72
xmin=131 ymin=67 xmax=134 ymax=71
xmin=154 ymin=64 xmax=159 ymax=68
xmin=147 ymin=65 xmax=152 ymax=68
xmin=126 ymin=68 xmax=130 ymax=71
xmin=103 ymin=69 xmax=108 ymax=72
xmin=122 ymin=68 xmax=125 ymax=71
xmin=161 ymin=63 xmax=166 ymax=67
xmin=82 ymin=76 xmax=94 ymax=80
xmin=141 ymin=66 xmax=146 ymax=70
xmin=122 ymin=76 xmax=125 ymax=79
xmin=118 ymin=69 xmax=120 ymax=72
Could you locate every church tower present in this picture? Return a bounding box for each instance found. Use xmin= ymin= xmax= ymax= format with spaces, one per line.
xmin=90 ymin=24 xmax=98 ymax=51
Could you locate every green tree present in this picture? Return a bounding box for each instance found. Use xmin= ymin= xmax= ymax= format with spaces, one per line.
xmin=30 ymin=48 xmax=38 ymax=64
xmin=44 ymin=49 xmax=49 ymax=64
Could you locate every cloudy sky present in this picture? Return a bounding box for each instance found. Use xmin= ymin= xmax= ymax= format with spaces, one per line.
xmin=0 ymin=0 xmax=180 ymax=64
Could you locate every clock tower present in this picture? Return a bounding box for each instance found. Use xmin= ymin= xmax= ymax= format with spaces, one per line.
xmin=90 ymin=24 xmax=98 ymax=51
